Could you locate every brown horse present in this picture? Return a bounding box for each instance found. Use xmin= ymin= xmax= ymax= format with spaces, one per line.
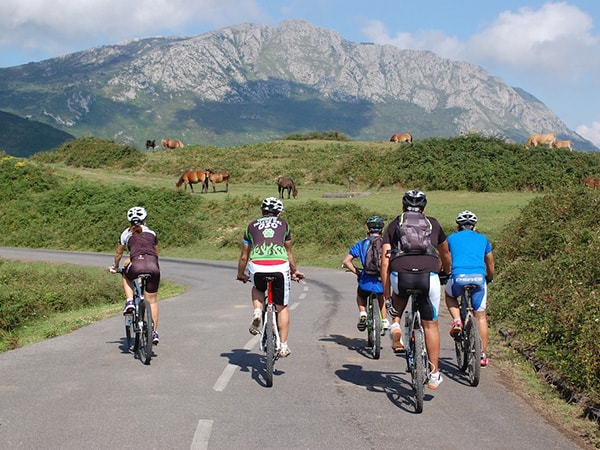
xmin=206 ymin=170 xmax=230 ymax=193
xmin=583 ymin=177 xmax=600 ymax=189
xmin=145 ymin=139 xmax=156 ymax=150
xmin=390 ymin=133 xmax=412 ymax=143
xmin=161 ymin=138 xmax=184 ymax=150
xmin=277 ymin=176 xmax=298 ymax=199
xmin=176 ymin=169 xmax=209 ymax=193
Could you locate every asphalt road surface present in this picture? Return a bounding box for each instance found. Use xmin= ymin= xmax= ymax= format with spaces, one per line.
xmin=0 ymin=248 xmax=583 ymax=449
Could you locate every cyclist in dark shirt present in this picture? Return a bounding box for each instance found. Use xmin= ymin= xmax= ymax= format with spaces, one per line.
xmin=236 ymin=197 xmax=304 ymax=357
xmin=110 ymin=206 xmax=161 ymax=345
xmin=381 ymin=190 xmax=451 ymax=389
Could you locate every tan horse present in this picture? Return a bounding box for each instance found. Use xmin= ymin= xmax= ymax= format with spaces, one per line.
xmin=206 ymin=170 xmax=230 ymax=193
xmin=176 ymin=169 xmax=209 ymax=193
xmin=390 ymin=133 xmax=412 ymax=143
xmin=552 ymin=140 xmax=573 ymax=151
xmin=277 ymin=176 xmax=298 ymax=199
xmin=161 ymin=138 xmax=184 ymax=150
xmin=525 ymin=133 xmax=556 ymax=149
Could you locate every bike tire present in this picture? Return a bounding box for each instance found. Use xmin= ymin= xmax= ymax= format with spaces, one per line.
xmin=125 ymin=317 xmax=134 ymax=351
xmin=137 ymin=299 xmax=153 ymax=365
xmin=413 ymin=328 xmax=426 ymax=413
xmin=265 ymin=310 xmax=275 ymax=388
xmin=366 ymin=299 xmax=374 ymax=349
xmin=371 ymin=296 xmax=381 ymax=360
xmin=466 ymin=316 xmax=482 ymax=387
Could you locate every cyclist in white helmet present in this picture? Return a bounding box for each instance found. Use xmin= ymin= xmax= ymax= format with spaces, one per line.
xmin=445 ymin=210 xmax=495 ymax=367
xmin=109 ymin=206 xmax=161 ymax=345
xmin=236 ymin=197 xmax=304 ymax=357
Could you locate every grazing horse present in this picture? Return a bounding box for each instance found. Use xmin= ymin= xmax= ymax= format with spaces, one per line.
xmin=206 ymin=170 xmax=230 ymax=193
xmin=583 ymin=177 xmax=600 ymax=189
xmin=161 ymin=138 xmax=184 ymax=150
xmin=176 ymin=169 xmax=209 ymax=193
xmin=525 ymin=133 xmax=556 ymax=149
xmin=390 ymin=133 xmax=412 ymax=143
xmin=277 ymin=176 xmax=298 ymax=199
xmin=145 ymin=139 xmax=156 ymax=150
xmin=552 ymin=140 xmax=573 ymax=151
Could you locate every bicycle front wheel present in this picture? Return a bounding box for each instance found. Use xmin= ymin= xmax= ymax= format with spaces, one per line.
xmin=371 ymin=296 xmax=381 ymax=360
xmin=412 ymin=328 xmax=426 ymax=413
xmin=137 ymin=299 xmax=154 ymax=365
xmin=466 ymin=316 xmax=482 ymax=387
xmin=265 ymin=311 xmax=275 ymax=388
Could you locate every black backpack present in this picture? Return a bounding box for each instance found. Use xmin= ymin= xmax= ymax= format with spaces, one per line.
xmin=394 ymin=211 xmax=435 ymax=256
xmin=362 ymin=235 xmax=383 ymax=276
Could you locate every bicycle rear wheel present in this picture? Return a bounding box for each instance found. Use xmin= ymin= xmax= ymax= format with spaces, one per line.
xmin=265 ymin=310 xmax=275 ymax=388
xmin=125 ymin=316 xmax=134 ymax=351
xmin=412 ymin=328 xmax=426 ymax=413
xmin=455 ymin=332 xmax=468 ymax=371
xmin=137 ymin=299 xmax=153 ymax=365
xmin=371 ymin=296 xmax=381 ymax=360
xmin=466 ymin=316 xmax=482 ymax=386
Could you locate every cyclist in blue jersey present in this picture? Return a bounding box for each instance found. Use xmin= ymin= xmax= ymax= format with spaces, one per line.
xmin=342 ymin=216 xmax=390 ymax=334
xmin=445 ymin=210 xmax=495 ymax=367
xmin=236 ymin=197 xmax=304 ymax=357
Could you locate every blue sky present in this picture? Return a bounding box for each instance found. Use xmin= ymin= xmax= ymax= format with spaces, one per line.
xmin=1 ymin=1 xmax=599 ymax=146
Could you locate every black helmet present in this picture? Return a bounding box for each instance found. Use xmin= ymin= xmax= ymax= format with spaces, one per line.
xmin=402 ymin=189 xmax=427 ymax=211
xmin=366 ymin=215 xmax=384 ymax=231
xmin=456 ymin=210 xmax=478 ymax=227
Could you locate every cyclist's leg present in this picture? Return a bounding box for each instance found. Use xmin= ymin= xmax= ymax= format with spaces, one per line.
xmin=422 ymin=273 xmax=442 ymax=377
xmin=472 ymin=283 xmax=489 ymax=355
xmin=273 ymin=271 xmax=290 ymax=352
xmin=356 ymin=287 xmax=368 ymax=330
xmin=445 ymin=278 xmax=463 ymax=335
xmin=132 ymin=256 xmax=161 ymax=332
xmin=389 ymin=272 xmax=407 ymax=350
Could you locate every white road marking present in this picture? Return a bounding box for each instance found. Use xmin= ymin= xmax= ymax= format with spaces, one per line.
xmin=190 ymin=419 xmax=213 ymax=450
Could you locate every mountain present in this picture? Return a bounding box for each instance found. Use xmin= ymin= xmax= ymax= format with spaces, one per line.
xmin=0 ymin=110 xmax=74 ymax=157
xmin=0 ymin=20 xmax=595 ymax=150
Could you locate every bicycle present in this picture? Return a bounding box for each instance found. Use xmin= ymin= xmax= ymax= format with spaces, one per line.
xmin=345 ymin=268 xmax=385 ymax=359
xmin=453 ymin=280 xmax=482 ymax=387
xmin=392 ymin=289 xmax=430 ymax=413
xmin=117 ymin=269 xmax=154 ymax=365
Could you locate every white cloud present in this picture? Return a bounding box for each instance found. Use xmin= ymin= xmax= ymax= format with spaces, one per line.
xmin=465 ymin=2 xmax=599 ymax=77
xmin=576 ymin=122 xmax=600 ymax=148
xmin=0 ymin=0 xmax=266 ymax=60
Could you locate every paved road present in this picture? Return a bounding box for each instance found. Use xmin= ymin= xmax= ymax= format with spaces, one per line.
xmin=0 ymin=248 xmax=583 ymax=449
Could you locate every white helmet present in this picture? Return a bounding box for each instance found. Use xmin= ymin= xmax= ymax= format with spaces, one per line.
xmin=261 ymin=197 xmax=284 ymax=214
xmin=127 ymin=206 xmax=147 ymax=224
xmin=456 ymin=210 xmax=478 ymax=227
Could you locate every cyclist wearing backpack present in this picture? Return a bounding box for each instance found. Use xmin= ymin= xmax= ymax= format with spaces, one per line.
xmin=342 ymin=216 xmax=390 ymax=333
xmin=381 ymin=190 xmax=452 ymax=389
xmin=445 ymin=210 xmax=495 ymax=367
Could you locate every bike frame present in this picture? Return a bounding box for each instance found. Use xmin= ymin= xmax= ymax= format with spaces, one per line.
xmin=259 ymin=277 xmax=281 ymax=353
xmin=121 ymin=270 xmax=154 ymax=365
xmin=455 ymin=283 xmax=481 ymax=386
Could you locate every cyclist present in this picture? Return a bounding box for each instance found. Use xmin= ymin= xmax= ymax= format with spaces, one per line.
xmin=381 ymin=190 xmax=452 ymax=389
xmin=342 ymin=216 xmax=390 ymax=333
xmin=444 ymin=210 xmax=495 ymax=367
xmin=109 ymin=206 xmax=161 ymax=345
xmin=236 ymin=197 xmax=304 ymax=357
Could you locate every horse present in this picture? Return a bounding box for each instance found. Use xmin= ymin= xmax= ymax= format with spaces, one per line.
xmin=145 ymin=139 xmax=156 ymax=150
xmin=161 ymin=138 xmax=184 ymax=150
xmin=552 ymin=140 xmax=573 ymax=151
xmin=176 ymin=169 xmax=209 ymax=193
xmin=525 ymin=133 xmax=556 ymax=149
xmin=277 ymin=176 xmax=298 ymax=199
xmin=206 ymin=170 xmax=230 ymax=193
xmin=390 ymin=133 xmax=412 ymax=143
xmin=583 ymin=177 xmax=600 ymax=189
